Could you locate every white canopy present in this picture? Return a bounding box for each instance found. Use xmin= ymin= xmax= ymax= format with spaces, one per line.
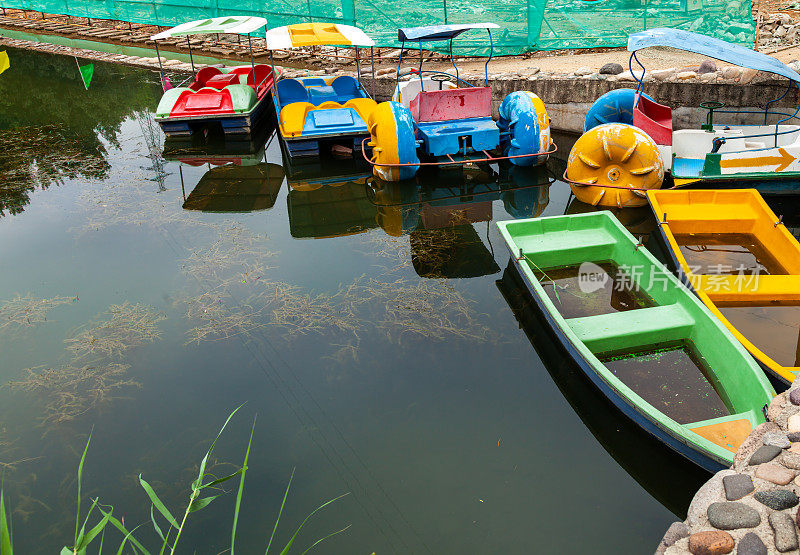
xmin=265 ymin=23 xmax=375 ymax=49
xmin=151 ymin=16 xmax=268 ymax=40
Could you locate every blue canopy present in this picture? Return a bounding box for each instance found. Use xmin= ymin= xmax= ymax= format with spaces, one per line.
xmin=398 ymin=23 xmax=500 ymax=42
xmin=628 ymin=28 xmax=800 ymax=82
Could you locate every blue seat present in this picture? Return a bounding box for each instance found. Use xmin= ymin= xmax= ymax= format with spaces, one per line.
xmin=416 ymin=117 xmax=500 ymax=157
xmin=307 ymin=85 xmax=338 ymax=105
xmin=300 ymin=78 xmax=327 ymax=87
xmin=331 ymin=76 xmax=363 ymax=103
xmin=276 ymin=79 xmax=308 ymax=107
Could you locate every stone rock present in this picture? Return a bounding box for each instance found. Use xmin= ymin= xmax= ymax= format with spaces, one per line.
xmin=736 ymin=532 xmax=767 ymax=555
xmin=574 ymin=66 xmax=593 ymax=76
xmin=740 ymin=68 xmax=759 ymax=85
xmin=790 ymin=388 xmax=800 ymax=406
xmin=781 ymin=451 xmax=800 ymax=469
xmin=789 ymin=432 xmax=800 ymax=442
xmin=749 ymin=445 xmax=782 ymax=465
xmin=617 ymin=71 xmax=636 ymax=81
xmin=652 ymin=68 xmax=676 ymax=81
xmin=735 ymin=423 xmax=780 ymax=469
xmin=790 ymin=443 xmax=800 ymax=455
xmin=599 ymin=62 xmax=623 ymax=75
xmin=754 ymin=489 xmax=799 ymax=510
xmin=707 ymin=502 xmax=761 ymax=529
xmin=698 ymin=59 xmax=717 ymax=74
xmin=756 ymin=462 xmax=795 ymax=485
xmin=775 ymin=26 xmax=788 ymax=38
xmin=375 ymin=67 xmax=394 ymax=76
xmin=688 ymin=531 xmax=734 ymax=555
xmin=769 ymin=511 xmax=799 ymax=552
xmin=723 ymin=474 xmax=755 ymax=500
xmin=677 ymin=70 xmax=697 ymax=80
xmin=764 ymin=430 xmax=791 ymax=449
xmin=688 ymin=470 xmax=736 ymax=527
xmin=700 ymin=72 xmax=717 ymax=82
xmin=789 ymin=412 xmax=800 ymax=432
xmin=657 ymin=522 xmax=690 ymax=554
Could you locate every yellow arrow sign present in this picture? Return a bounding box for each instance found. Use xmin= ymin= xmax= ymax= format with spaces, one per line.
xmin=720 ymin=147 xmax=795 ymax=172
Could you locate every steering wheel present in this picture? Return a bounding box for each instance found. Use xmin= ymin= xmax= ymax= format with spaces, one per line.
xmin=700 ymin=101 xmax=725 ymax=128
xmin=431 ymin=73 xmax=450 ymax=90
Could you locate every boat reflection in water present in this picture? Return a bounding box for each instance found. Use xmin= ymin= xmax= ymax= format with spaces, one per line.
xmin=565 ymin=195 xmax=658 ymax=238
xmin=369 ymin=162 xmax=559 ymax=278
xmin=496 ymin=261 xmax=710 ymax=518
xmin=166 ymin=127 xmax=285 ymax=213
xmin=285 ymin=156 xmax=376 ymax=239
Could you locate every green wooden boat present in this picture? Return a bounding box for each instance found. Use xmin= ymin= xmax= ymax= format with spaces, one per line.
xmin=496 ymin=211 xmax=775 ymax=472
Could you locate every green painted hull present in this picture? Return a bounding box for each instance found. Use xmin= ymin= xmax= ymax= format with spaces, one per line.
xmin=496 ymin=212 xmax=775 ymax=469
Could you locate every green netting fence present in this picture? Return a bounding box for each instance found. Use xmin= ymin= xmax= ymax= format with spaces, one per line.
xmin=0 ymin=0 xmax=755 ymax=53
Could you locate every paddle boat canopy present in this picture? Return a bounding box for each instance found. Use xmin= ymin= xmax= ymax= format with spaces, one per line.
xmin=566 ymin=28 xmax=800 ymax=208
xmin=152 ymin=16 xmax=277 ymax=138
xmin=365 ymin=23 xmax=555 ymax=182
xmin=266 ymin=23 xmax=376 ymax=160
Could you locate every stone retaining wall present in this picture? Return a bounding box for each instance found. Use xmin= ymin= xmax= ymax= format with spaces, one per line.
xmin=657 ymin=379 xmax=800 ymax=554
xmin=3 ymin=25 xmax=799 ymax=134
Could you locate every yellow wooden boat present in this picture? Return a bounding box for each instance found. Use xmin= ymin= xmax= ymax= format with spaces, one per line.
xmin=647 ymin=189 xmax=800 ymax=388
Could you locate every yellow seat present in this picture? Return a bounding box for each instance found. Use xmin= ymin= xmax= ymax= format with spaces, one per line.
xmin=344 ymin=98 xmax=378 ymax=124
xmin=280 ymin=102 xmax=315 ymax=137
xmin=689 ymin=418 xmax=752 ymax=453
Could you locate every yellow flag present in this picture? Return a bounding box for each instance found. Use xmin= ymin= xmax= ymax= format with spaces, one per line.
xmin=0 ymin=51 xmax=9 ymax=76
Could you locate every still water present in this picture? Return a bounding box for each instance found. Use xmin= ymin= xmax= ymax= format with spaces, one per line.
xmin=0 ymin=46 xmax=773 ymax=553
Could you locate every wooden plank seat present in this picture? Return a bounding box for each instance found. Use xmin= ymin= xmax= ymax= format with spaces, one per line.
xmin=686 ymin=414 xmax=754 ymax=453
xmin=565 ymin=304 xmax=695 ymax=352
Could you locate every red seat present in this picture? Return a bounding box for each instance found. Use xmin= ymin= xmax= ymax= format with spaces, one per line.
xmin=633 ymin=93 xmax=673 ymax=146
xmin=205 ymin=73 xmax=240 ymax=88
xmin=410 ymin=86 xmax=492 ymax=123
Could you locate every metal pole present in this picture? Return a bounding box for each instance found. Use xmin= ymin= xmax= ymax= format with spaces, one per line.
xmin=418 ymin=39 xmax=424 ymax=91
xmin=154 ymin=40 xmax=166 ymax=91
xmin=355 ymin=47 xmax=361 ymax=90
xmin=443 ymin=0 xmax=448 ymax=24
xmin=270 ymin=49 xmax=281 ymax=108
xmin=370 ymin=45 xmax=375 ymax=99
xmin=248 ymin=33 xmax=256 ymax=92
xmin=187 ymin=36 xmax=194 ymax=72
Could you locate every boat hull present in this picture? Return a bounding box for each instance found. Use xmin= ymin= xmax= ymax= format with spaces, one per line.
xmin=156 ymin=91 xmax=274 ymax=138
xmin=496 ymin=212 xmax=775 ymax=474
xmin=508 ymin=253 xmax=728 ymax=474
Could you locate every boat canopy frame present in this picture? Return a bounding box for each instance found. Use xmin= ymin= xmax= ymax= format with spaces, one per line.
xmin=264 ymin=23 xmax=378 ymax=107
xmin=627 ymin=28 xmax=800 ymax=148
xmin=150 ymin=16 xmax=270 ymax=94
xmin=393 ymin=23 xmax=501 ymax=97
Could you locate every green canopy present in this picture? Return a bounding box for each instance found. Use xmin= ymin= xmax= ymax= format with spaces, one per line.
xmin=151 ymin=16 xmax=268 ymax=40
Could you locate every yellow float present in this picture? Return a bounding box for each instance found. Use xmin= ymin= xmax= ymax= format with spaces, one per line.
xmin=566 ymin=123 xmax=664 ymax=208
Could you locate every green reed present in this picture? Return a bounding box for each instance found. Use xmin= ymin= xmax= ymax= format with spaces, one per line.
xmin=0 ymin=406 xmax=349 ymax=555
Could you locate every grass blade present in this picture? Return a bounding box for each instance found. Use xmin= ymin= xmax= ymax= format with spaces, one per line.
xmin=138 ymin=476 xmax=178 ymax=529
xmin=194 ymin=404 xmax=244 ymax=490
xmin=265 ymin=468 xmax=294 ymax=555
xmin=75 ymin=430 xmax=93 ymax=546
xmin=188 ymin=496 xmax=218 ymax=513
xmin=300 ymin=524 xmax=352 ymax=555
xmin=279 ymin=493 xmax=350 ymax=555
xmin=75 ymin=498 xmax=100 ymax=550
xmin=0 ymin=488 xmax=12 ymax=555
xmin=149 ymin=505 xmax=165 ymax=542
xmin=200 ymin=469 xmax=244 ymax=489
xmin=231 ymin=418 xmax=256 ymax=555
xmin=97 ymin=507 xmax=150 ymax=554
xmin=115 ymin=523 xmax=144 ymax=555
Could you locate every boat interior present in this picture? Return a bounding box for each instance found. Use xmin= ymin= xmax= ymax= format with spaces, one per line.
xmin=501 ymin=213 xmax=770 ymax=455
xmin=649 ymin=189 xmax=800 ymax=379
xmin=188 ymin=64 xmax=275 ymax=96
xmin=275 ymin=75 xmax=376 ymax=138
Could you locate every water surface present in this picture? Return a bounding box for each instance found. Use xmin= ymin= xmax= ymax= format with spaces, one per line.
xmin=0 ymin=46 xmax=774 ymax=553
